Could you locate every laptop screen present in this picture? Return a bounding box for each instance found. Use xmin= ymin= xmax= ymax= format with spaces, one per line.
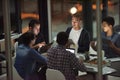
xmin=66 ymin=48 xmax=75 ymax=53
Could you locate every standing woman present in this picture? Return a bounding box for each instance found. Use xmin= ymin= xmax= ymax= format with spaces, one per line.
xmin=14 ymin=32 xmax=47 ymax=80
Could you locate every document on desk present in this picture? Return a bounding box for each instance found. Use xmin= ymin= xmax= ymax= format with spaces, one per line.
xmin=85 ymin=65 xmax=116 ymax=75
xmin=102 ymin=67 xmax=116 ymax=75
xmin=107 ymin=57 xmax=120 ymax=62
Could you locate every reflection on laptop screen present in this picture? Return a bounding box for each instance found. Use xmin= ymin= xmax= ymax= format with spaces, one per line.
xmin=66 ymin=48 xmax=75 ymax=53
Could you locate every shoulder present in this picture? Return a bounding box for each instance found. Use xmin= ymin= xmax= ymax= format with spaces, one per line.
xmin=37 ymin=32 xmax=44 ymax=37
xmin=64 ymin=50 xmax=76 ymax=57
xmin=81 ymin=28 xmax=90 ymax=36
xmin=47 ymin=47 xmax=57 ymax=53
xmin=82 ymin=28 xmax=89 ymax=33
xmin=116 ymin=33 xmax=120 ymax=40
xmin=29 ymin=48 xmax=38 ymax=54
xmin=66 ymin=27 xmax=72 ymax=33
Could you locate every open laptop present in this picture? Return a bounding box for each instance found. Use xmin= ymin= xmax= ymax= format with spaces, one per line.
xmin=66 ymin=48 xmax=75 ymax=53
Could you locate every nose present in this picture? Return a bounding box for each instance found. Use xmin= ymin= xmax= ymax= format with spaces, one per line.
xmin=72 ymin=21 xmax=75 ymax=24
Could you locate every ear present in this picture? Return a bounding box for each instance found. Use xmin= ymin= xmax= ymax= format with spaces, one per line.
xmin=29 ymin=27 xmax=32 ymax=30
xmin=109 ymin=25 xmax=113 ymax=29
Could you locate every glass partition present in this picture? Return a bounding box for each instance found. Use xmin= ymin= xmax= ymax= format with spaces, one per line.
xmin=21 ymin=0 xmax=39 ymax=33
xmin=51 ymin=0 xmax=83 ymax=39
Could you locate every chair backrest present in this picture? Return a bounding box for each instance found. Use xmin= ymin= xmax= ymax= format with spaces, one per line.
xmin=13 ymin=66 xmax=23 ymax=80
xmin=46 ymin=68 xmax=66 ymax=80
xmin=14 ymin=42 xmax=18 ymax=57
xmin=12 ymin=41 xmax=18 ymax=65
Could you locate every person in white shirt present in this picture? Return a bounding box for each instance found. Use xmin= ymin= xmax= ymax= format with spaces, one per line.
xmin=66 ymin=13 xmax=90 ymax=55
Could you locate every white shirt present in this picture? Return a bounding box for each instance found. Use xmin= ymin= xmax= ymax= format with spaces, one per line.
xmin=69 ymin=28 xmax=83 ymax=54
xmin=69 ymin=28 xmax=83 ymax=46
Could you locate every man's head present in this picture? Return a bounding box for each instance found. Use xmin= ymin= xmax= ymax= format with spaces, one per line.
xmin=29 ymin=19 xmax=40 ymax=35
xmin=57 ymin=32 xmax=68 ymax=46
xmin=71 ymin=13 xmax=82 ymax=29
xmin=102 ymin=16 xmax=115 ymax=33
xmin=18 ymin=31 xmax=36 ymax=47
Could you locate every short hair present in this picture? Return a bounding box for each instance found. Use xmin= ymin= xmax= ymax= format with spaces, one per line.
xmin=102 ymin=16 xmax=115 ymax=27
xmin=56 ymin=32 xmax=68 ymax=46
xmin=28 ymin=19 xmax=40 ymax=29
xmin=18 ymin=31 xmax=35 ymax=46
xmin=72 ymin=12 xmax=82 ymax=20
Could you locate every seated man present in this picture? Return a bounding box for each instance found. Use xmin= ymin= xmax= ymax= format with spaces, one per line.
xmin=14 ymin=32 xmax=47 ymax=80
xmin=47 ymin=31 xmax=86 ymax=80
xmin=28 ymin=19 xmax=46 ymax=50
xmin=91 ymin=16 xmax=120 ymax=77
xmin=91 ymin=16 xmax=120 ymax=58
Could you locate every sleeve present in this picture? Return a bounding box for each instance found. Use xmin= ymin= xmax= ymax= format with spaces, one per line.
xmin=35 ymin=33 xmax=45 ymax=44
xmin=65 ymin=27 xmax=72 ymax=35
xmin=115 ymin=35 xmax=120 ymax=48
xmin=78 ymin=31 xmax=90 ymax=53
xmin=69 ymin=53 xmax=87 ymax=72
xmin=29 ymin=49 xmax=47 ymax=65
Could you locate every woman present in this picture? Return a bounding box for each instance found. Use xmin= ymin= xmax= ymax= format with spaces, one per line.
xmin=14 ymin=32 xmax=47 ymax=80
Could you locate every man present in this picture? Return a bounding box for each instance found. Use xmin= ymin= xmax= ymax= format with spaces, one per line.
xmin=66 ymin=13 xmax=90 ymax=54
xmin=91 ymin=16 xmax=120 ymax=58
xmin=28 ymin=19 xmax=47 ymax=79
xmin=28 ymin=19 xmax=46 ymax=50
xmin=47 ymin=32 xmax=86 ymax=80
xmin=91 ymin=16 xmax=120 ymax=77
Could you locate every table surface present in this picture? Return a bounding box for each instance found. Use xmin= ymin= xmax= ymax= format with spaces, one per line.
xmin=41 ymin=52 xmax=119 ymax=75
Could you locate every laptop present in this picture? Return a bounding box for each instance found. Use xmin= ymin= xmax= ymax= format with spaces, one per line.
xmin=66 ymin=48 xmax=75 ymax=53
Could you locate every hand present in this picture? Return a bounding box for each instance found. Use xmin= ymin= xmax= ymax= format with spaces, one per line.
xmin=90 ymin=41 xmax=95 ymax=47
xmin=38 ymin=43 xmax=46 ymax=48
xmin=90 ymin=41 xmax=97 ymax=51
xmin=107 ymin=40 xmax=115 ymax=48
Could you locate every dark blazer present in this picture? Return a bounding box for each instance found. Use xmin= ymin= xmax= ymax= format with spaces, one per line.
xmin=66 ymin=27 xmax=90 ymax=53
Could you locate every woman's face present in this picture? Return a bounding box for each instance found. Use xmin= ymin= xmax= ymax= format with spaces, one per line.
xmin=102 ymin=21 xmax=112 ymax=32
xmin=72 ymin=17 xmax=81 ymax=29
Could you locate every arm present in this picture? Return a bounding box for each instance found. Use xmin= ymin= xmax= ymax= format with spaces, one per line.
xmin=32 ymin=41 xmax=46 ymax=49
xmin=69 ymin=53 xmax=87 ymax=72
xmin=90 ymin=41 xmax=97 ymax=51
xmin=108 ymin=39 xmax=120 ymax=55
xmin=33 ymin=33 xmax=46 ymax=49
xmin=29 ymin=49 xmax=47 ymax=65
xmin=65 ymin=27 xmax=72 ymax=36
xmin=78 ymin=31 xmax=90 ymax=53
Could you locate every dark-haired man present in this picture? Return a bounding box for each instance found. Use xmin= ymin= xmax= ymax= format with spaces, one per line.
xmin=91 ymin=16 xmax=120 ymax=77
xmin=28 ymin=19 xmax=46 ymax=50
xmin=47 ymin=31 xmax=86 ymax=80
xmin=91 ymin=16 xmax=120 ymax=58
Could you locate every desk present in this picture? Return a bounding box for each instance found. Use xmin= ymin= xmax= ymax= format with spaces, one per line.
xmin=42 ymin=52 xmax=117 ymax=80
xmin=76 ymin=53 xmax=116 ymax=80
xmin=85 ymin=65 xmax=116 ymax=80
xmin=106 ymin=57 xmax=120 ymax=77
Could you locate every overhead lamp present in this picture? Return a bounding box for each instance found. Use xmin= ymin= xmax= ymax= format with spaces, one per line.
xmin=70 ymin=7 xmax=77 ymax=14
